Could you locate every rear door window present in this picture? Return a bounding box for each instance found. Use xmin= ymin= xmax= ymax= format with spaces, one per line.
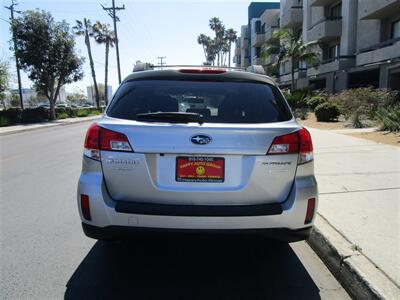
xmin=106 ymin=80 xmax=292 ymax=123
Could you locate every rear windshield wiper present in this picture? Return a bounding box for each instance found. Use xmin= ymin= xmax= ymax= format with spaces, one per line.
xmin=135 ymin=112 xmax=204 ymax=124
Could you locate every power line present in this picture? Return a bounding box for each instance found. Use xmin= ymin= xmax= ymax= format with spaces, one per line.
xmin=101 ymin=0 xmax=125 ymax=84
xmin=4 ymin=0 xmax=24 ymax=109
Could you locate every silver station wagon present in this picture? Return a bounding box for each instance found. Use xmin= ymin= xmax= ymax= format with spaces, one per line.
xmin=77 ymin=66 xmax=318 ymax=242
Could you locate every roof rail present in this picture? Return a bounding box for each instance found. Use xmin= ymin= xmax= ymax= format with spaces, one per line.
xmin=154 ymin=65 xmax=246 ymax=71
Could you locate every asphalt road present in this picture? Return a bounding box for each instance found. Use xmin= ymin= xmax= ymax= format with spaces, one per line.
xmin=0 ymin=122 xmax=350 ymax=300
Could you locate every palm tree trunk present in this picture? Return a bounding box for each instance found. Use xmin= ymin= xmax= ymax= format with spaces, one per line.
xmin=228 ymin=42 xmax=231 ymax=67
xmin=104 ymin=42 xmax=109 ymax=105
xmin=85 ymin=31 xmax=100 ymax=108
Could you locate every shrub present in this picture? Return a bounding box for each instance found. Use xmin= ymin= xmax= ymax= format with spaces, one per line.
xmin=21 ymin=107 xmax=49 ymax=123
xmin=283 ymin=89 xmax=308 ymax=109
xmin=315 ymin=102 xmax=341 ymax=122
xmin=376 ymin=107 xmax=400 ymax=132
xmin=330 ymin=87 xmax=398 ymax=119
xmin=307 ymin=96 xmax=327 ymax=110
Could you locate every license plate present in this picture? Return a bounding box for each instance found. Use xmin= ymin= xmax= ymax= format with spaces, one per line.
xmin=176 ymin=157 xmax=225 ymax=183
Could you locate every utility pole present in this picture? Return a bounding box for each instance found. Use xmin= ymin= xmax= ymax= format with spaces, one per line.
xmin=5 ymin=0 xmax=24 ymax=109
xmin=101 ymin=0 xmax=125 ymax=84
xmin=157 ymin=56 xmax=166 ymax=68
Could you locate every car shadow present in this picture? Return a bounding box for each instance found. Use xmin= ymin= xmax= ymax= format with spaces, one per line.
xmin=65 ymin=235 xmax=321 ymax=300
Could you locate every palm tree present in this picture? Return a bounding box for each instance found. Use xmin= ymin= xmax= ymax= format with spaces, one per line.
xmin=209 ymin=17 xmax=225 ymax=66
xmin=73 ymin=18 xmax=100 ymax=107
xmin=197 ymin=34 xmax=212 ymax=64
xmin=225 ymin=28 xmax=237 ymax=67
xmin=93 ymin=22 xmax=116 ymax=105
xmin=262 ymin=27 xmax=319 ymax=91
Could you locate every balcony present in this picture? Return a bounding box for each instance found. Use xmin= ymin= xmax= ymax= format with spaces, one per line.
xmin=264 ymin=26 xmax=278 ymax=42
xmin=309 ymin=0 xmax=337 ymax=7
xmin=357 ymin=38 xmax=400 ymax=66
xmin=359 ymin=0 xmax=400 ymax=20
xmin=263 ymin=54 xmax=278 ymax=65
xmin=251 ymin=32 xmax=265 ymax=47
xmin=307 ymin=17 xmax=342 ymax=42
xmin=235 ymin=46 xmax=241 ymax=56
xmin=242 ymin=57 xmax=250 ymax=67
xmin=307 ymin=56 xmax=355 ymax=76
xmin=281 ymin=7 xmax=303 ymax=28
xmin=252 ymin=57 xmax=263 ymax=65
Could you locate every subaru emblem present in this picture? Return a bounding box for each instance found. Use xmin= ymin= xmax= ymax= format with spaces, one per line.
xmin=191 ymin=134 xmax=212 ymax=145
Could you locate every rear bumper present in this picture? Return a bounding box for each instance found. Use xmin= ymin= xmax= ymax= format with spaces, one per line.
xmin=77 ymin=171 xmax=318 ymax=238
xmin=82 ymin=222 xmax=313 ymax=242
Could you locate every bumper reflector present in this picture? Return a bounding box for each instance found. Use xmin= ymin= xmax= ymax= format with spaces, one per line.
xmin=80 ymin=194 xmax=91 ymax=221
xmin=305 ymin=198 xmax=316 ymax=224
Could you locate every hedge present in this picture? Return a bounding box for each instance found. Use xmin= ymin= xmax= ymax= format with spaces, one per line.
xmin=0 ymin=107 xmax=103 ymax=127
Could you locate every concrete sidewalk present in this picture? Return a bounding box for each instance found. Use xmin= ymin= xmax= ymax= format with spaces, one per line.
xmin=0 ymin=115 xmax=100 ymax=136
xmin=308 ymin=128 xmax=400 ymax=289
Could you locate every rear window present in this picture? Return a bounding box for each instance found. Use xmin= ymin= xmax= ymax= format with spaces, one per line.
xmin=106 ymin=80 xmax=292 ymax=123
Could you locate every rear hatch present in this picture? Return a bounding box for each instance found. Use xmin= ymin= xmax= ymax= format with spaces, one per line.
xmin=98 ymin=75 xmax=301 ymax=205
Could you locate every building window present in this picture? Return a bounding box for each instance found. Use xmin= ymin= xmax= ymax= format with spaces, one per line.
xmin=329 ymin=2 xmax=342 ymax=18
xmin=261 ymin=23 xmax=265 ymax=34
xmin=255 ymin=20 xmax=261 ymax=34
xmin=391 ymin=19 xmax=400 ymax=39
xmin=255 ymin=47 xmax=261 ymax=58
xmin=328 ymin=44 xmax=340 ymax=60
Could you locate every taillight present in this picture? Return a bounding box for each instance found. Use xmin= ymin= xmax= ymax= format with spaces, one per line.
xmin=298 ymin=127 xmax=313 ymax=164
xmin=84 ymin=123 xmax=133 ymax=160
xmin=267 ymin=128 xmax=313 ymax=164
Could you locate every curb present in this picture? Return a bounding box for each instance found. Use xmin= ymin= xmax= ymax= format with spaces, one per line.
xmin=0 ymin=116 xmax=100 ymax=136
xmin=307 ymin=214 xmax=400 ymax=300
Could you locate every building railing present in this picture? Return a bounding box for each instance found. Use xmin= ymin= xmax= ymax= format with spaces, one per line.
xmin=309 ymin=16 xmax=342 ymax=30
xmin=321 ymin=55 xmax=355 ymax=64
xmin=359 ymin=37 xmax=400 ymax=53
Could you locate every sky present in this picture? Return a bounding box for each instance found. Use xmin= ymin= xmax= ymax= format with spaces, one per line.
xmin=1 ymin=0 xmax=278 ymax=95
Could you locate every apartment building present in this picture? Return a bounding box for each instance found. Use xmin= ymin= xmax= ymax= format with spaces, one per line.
xmin=234 ymin=0 xmax=400 ymax=91
xmin=234 ymin=2 xmax=280 ymax=68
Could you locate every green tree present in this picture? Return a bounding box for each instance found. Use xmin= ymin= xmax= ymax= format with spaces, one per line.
xmin=73 ymin=18 xmax=100 ymax=107
xmin=13 ymin=10 xmax=84 ymax=119
xmin=92 ymin=22 xmax=116 ymax=105
xmin=262 ymin=27 xmax=318 ymax=91
xmin=0 ymin=57 xmax=10 ymax=109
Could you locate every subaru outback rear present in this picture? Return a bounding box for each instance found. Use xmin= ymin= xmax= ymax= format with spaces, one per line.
xmin=77 ymin=67 xmax=318 ymax=242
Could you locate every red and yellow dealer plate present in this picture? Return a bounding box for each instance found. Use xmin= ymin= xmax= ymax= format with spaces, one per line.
xmin=176 ymin=157 xmax=225 ymax=183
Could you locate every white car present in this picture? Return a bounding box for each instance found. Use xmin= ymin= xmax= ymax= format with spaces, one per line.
xmin=77 ymin=67 xmax=318 ymax=242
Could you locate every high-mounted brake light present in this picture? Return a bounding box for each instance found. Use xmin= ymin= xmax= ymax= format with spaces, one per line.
xmin=178 ymin=68 xmax=226 ymax=74
xmin=267 ymin=128 xmax=313 ymax=164
xmin=84 ymin=123 xmax=133 ymax=160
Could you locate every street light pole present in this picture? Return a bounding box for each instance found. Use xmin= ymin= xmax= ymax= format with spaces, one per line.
xmin=157 ymin=56 xmax=166 ymax=69
xmin=102 ymin=0 xmax=125 ymax=84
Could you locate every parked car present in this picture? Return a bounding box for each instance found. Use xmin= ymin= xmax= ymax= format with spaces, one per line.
xmin=77 ymin=67 xmax=318 ymax=242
